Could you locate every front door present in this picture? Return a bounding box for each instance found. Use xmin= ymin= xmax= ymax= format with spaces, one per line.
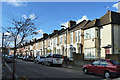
xmin=105 ymin=49 xmax=110 ymax=54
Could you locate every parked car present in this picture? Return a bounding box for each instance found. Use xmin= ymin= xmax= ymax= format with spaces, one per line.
xmin=26 ymin=56 xmax=34 ymax=61
xmin=3 ymin=54 xmax=8 ymax=59
xmin=22 ymin=56 xmax=27 ymax=61
xmin=83 ymin=59 xmax=120 ymax=78
xmin=34 ymin=56 xmax=45 ymax=64
xmin=43 ymin=53 xmax=64 ymax=66
xmin=5 ymin=55 xmax=14 ymax=63
xmin=17 ymin=55 xmax=23 ymax=59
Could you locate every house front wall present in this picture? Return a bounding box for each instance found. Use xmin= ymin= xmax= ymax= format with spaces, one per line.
xmin=39 ymin=41 xmax=43 ymax=56
xmin=113 ymin=24 xmax=120 ymax=54
xmin=100 ymin=24 xmax=112 ymax=58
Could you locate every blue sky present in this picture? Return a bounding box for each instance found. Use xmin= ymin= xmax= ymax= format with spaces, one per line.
xmin=2 ymin=2 xmax=118 ymax=41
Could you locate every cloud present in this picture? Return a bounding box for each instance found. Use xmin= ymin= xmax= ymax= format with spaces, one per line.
xmin=76 ymin=15 xmax=88 ymax=24
xmin=61 ymin=15 xmax=88 ymax=28
xmin=32 ymin=29 xmax=44 ymax=39
xmin=4 ymin=32 xmax=11 ymax=36
xmin=22 ymin=14 xmax=36 ymax=20
xmin=5 ymin=0 xmax=27 ymax=7
xmin=113 ymin=3 xmax=118 ymax=9
xmin=61 ymin=22 xmax=69 ymax=28
xmin=29 ymin=14 xmax=36 ymax=20
xmin=37 ymin=29 xmax=44 ymax=34
xmin=22 ymin=14 xmax=27 ymax=19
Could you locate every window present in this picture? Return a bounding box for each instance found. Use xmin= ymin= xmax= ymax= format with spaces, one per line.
xmin=110 ymin=60 xmax=120 ymax=65
xmin=45 ymin=40 xmax=46 ymax=47
xmin=75 ymin=32 xmax=77 ymax=42
xmin=85 ymin=31 xmax=89 ymax=39
xmin=53 ymin=54 xmax=62 ymax=58
xmin=46 ymin=54 xmax=52 ymax=58
xmin=64 ymin=35 xmax=66 ymax=44
xmin=84 ymin=28 xmax=95 ymax=39
xmin=54 ymin=38 xmax=56 ymax=46
xmin=99 ymin=60 xmax=108 ymax=66
xmin=84 ymin=48 xmax=95 ymax=58
xmin=78 ymin=31 xmax=81 ymax=42
xmin=71 ymin=33 xmax=73 ymax=43
xmin=78 ymin=47 xmax=81 ymax=53
xmin=92 ymin=60 xmax=100 ymax=65
xmin=57 ymin=38 xmax=58 ymax=45
xmin=48 ymin=40 xmax=49 ymax=47
xmin=50 ymin=40 xmax=52 ymax=46
xmin=96 ymin=29 xmax=99 ymax=38
xmin=59 ymin=36 xmax=61 ymax=44
xmin=61 ymin=36 xmax=63 ymax=44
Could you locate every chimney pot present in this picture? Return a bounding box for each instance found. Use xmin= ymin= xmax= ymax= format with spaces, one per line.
xmin=68 ymin=20 xmax=76 ymax=27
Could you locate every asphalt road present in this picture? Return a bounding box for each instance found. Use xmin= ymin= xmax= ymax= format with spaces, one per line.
xmin=3 ymin=59 xmax=104 ymax=80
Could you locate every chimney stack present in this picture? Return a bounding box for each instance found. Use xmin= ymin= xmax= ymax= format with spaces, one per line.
xmin=52 ymin=30 xmax=58 ymax=33
xmin=43 ymin=33 xmax=48 ymax=38
xmin=68 ymin=20 xmax=76 ymax=28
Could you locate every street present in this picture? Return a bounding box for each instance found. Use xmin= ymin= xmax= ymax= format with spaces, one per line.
xmin=2 ymin=59 xmax=105 ymax=80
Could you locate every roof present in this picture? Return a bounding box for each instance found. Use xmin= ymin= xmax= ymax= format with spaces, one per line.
xmin=69 ymin=20 xmax=86 ymax=31
xmin=99 ymin=10 xmax=120 ymax=26
xmin=83 ymin=10 xmax=120 ymax=30
xmin=83 ymin=19 xmax=99 ymax=30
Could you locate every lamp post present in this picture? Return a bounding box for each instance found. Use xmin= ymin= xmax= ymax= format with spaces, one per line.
xmin=61 ymin=25 xmax=68 ymax=57
xmin=2 ymin=33 xmax=4 ymax=65
xmin=2 ymin=33 xmax=9 ymax=65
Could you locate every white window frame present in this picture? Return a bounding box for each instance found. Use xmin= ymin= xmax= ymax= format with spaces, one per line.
xmin=64 ymin=34 xmax=66 ymax=44
xmin=75 ymin=31 xmax=78 ymax=43
xmin=71 ymin=32 xmax=73 ymax=44
xmin=78 ymin=30 xmax=81 ymax=43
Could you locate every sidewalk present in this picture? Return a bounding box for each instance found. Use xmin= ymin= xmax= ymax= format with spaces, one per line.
xmin=62 ymin=61 xmax=83 ymax=71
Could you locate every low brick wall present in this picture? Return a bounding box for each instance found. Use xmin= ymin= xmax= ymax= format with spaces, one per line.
xmin=106 ymin=54 xmax=120 ymax=63
xmin=73 ymin=53 xmax=84 ymax=60
xmin=73 ymin=53 xmax=94 ymax=67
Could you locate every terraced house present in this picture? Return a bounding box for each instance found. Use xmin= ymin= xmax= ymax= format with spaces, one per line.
xmin=68 ymin=20 xmax=90 ymax=60
xmin=83 ymin=10 xmax=120 ymax=59
xmin=16 ymin=10 xmax=120 ymax=60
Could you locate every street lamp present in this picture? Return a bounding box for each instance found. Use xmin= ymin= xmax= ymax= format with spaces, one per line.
xmin=2 ymin=33 xmax=9 ymax=65
xmin=61 ymin=25 xmax=68 ymax=57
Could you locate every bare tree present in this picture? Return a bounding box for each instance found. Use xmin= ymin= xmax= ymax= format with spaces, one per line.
xmin=3 ymin=13 xmax=38 ymax=80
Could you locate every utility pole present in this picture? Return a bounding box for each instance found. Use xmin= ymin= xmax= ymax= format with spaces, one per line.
xmin=2 ymin=33 xmax=5 ymax=65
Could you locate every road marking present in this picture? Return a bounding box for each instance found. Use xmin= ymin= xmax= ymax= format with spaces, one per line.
xmin=5 ymin=62 xmax=18 ymax=78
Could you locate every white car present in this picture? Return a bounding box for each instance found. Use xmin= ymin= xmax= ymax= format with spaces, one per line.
xmin=43 ymin=53 xmax=64 ymax=66
xmin=34 ymin=56 xmax=45 ymax=64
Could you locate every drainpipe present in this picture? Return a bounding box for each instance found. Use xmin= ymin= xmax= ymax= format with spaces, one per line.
xmin=111 ymin=24 xmax=114 ymax=54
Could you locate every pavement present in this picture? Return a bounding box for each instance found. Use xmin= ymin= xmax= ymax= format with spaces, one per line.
xmin=62 ymin=63 xmax=82 ymax=71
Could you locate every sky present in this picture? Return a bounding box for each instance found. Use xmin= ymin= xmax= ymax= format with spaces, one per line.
xmin=1 ymin=1 xmax=119 ymax=43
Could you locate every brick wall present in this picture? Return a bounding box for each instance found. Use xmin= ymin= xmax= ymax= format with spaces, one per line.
xmin=81 ymin=30 xmax=84 ymax=54
xmin=73 ymin=32 xmax=75 ymax=44
xmin=67 ymin=33 xmax=71 ymax=44
xmin=106 ymin=54 xmax=120 ymax=62
xmin=73 ymin=53 xmax=94 ymax=66
xmin=73 ymin=53 xmax=84 ymax=60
